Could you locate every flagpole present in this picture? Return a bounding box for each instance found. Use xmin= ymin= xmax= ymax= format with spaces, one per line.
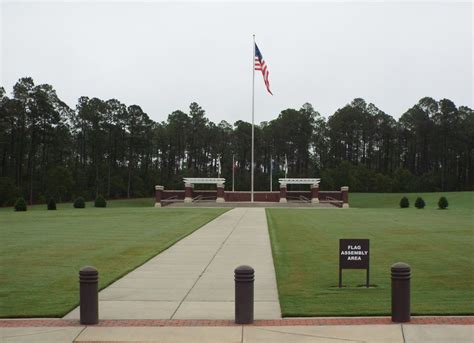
xmin=232 ymin=154 xmax=235 ymax=192
xmin=270 ymin=154 xmax=273 ymax=192
xmin=251 ymin=34 xmax=255 ymax=203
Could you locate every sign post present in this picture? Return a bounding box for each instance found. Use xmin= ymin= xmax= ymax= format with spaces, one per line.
xmin=339 ymin=239 xmax=370 ymax=288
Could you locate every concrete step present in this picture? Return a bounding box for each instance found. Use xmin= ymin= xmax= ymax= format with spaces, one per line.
xmin=164 ymin=201 xmax=336 ymax=208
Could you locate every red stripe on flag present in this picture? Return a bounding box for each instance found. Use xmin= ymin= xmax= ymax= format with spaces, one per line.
xmin=254 ymin=60 xmax=272 ymax=94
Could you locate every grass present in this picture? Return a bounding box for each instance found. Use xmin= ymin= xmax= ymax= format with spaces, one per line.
xmin=0 ymin=205 xmax=227 ymax=317
xmin=350 ymin=191 xmax=472 ymax=209
xmin=266 ymin=193 xmax=474 ymax=317
xmin=2 ymin=193 xmax=473 ymax=318
xmin=1 ymin=197 xmax=155 ymax=212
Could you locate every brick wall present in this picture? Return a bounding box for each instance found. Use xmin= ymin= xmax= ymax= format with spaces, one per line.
xmin=161 ymin=189 xmax=344 ymax=204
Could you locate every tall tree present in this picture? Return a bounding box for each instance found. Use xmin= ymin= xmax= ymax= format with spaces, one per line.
xmin=1 ymin=77 xmax=472 ymax=205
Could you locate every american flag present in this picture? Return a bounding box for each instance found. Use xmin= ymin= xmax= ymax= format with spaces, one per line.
xmin=254 ymin=43 xmax=273 ymax=95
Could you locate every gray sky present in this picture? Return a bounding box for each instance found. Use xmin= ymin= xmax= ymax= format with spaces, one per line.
xmin=1 ymin=1 xmax=472 ymax=124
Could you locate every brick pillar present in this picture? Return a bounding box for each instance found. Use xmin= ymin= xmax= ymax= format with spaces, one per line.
xmin=154 ymin=185 xmax=164 ymax=207
xmin=216 ymin=183 xmax=225 ymax=203
xmin=311 ymin=184 xmax=320 ymax=204
xmin=341 ymin=186 xmax=349 ymax=208
xmin=184 ymin=183 xmax=193 ymax=203
xmin=279 ymin=183 xmax=287 ymax=203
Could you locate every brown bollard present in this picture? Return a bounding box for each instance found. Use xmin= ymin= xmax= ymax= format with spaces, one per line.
xmin=391 ymin=262 xmax=411 ymax=323
xmin=79 ymin=266 xmax=99 ymax=325
xmin=235 ymin=265 xmax=254 ymax=324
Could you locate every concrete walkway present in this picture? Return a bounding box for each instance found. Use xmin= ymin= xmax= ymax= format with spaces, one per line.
xmin=64 ymin=208 xmax=281 ymax=320
xmin=1 ymin=323 xmax=473 ymax=342
xmin=72 ymin=324 xmax=474 ymax=343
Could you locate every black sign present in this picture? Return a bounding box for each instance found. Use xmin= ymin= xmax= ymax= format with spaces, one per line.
xmin=339 ymin=239 xmax=370 ymax=288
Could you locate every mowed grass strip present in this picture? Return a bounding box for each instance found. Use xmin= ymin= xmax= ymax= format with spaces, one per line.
xmin=266 ymin=202 xmax=473 ymax=316
xmin=0 ymin=206 xmax=227 ymax=317
xmin=0 ymin=197 xmax=156 ymax=211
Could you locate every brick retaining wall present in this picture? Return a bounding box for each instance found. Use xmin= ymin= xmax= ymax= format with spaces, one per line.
xmin=159 ymin=188 xmax=347 ymax=206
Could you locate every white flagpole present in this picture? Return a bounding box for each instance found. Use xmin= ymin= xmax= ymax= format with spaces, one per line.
xmin=232 ymin=154 xmax=235 ymax=192
xmin=270 ymin=154 xmax=273 ymax=192
xmin=285 ymin=154 xmax=288 ymax=178
xmin=251 ymin=34 xmax=255 ymax=202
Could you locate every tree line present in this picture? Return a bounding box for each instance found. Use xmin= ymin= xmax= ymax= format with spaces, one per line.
xmin=0 ymin=77 xmax=472 ymax=205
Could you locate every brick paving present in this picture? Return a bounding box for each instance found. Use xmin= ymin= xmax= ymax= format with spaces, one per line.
xmin=1 ymin=316 xmax=472 ymax=328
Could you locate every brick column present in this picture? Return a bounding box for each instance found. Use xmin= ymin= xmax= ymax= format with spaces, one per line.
xmin=341 ymin=186 xmax=349 ymax=208
xmin=154 ymin=185 xmax=164 ymax=207
xmin=216 ymin=183 xmax=225 ymax=203
xmin=184 ymin=183 xmax=193 ymax=203
xmin=311 ymin=184 xmax=320 ymax=204
xmin=279 ymin=183 xmax=287 ymax=203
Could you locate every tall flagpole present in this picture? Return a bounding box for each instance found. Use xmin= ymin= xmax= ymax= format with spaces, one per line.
xmin=232 ymin=154 xmax=235 ymax=192
xmin=251 ymin=34 xmax=255 ymax=202
xmin=270 ymin=154 xmax=273 ymax=192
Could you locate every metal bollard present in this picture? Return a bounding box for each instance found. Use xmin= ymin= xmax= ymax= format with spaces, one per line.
xmin=391 ymin=262 xmax=411 ymax=323
xmin=79 ymin=266 xmax=99 ymax=325
xmin=235 ymin=265 xmax=254 ymax=324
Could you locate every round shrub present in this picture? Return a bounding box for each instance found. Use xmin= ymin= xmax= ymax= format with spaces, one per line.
xmin=47 ymin=198 xmax=57 ymax=210
xmin=74 ymin=197 xmax=85 ymax=209
xmin=438 ymin=196 xmax=448 ymax=209
xmin=14 ymin=197 xmax=27 ymax=211
xmin=94 ymin=195 xmax=107 ymax=208
xmin=414 ymin=197 xmax=425 ymax=209
xmin=399 ymin=196 xmax=409 ymax=208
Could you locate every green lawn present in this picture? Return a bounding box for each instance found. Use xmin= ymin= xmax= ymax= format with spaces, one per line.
xmin=0 ymin=197 xmax=155 ymax=212
xmin=266 ymin=194 xmax=474 ymax=317
xmin=350 ymin=191 xmax=472 ymax=209
xmin=0 ymin=206 xmax=227 ymax=317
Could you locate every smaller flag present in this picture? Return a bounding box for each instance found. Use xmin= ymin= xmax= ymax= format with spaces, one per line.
xmin=254 ymin=43 xmax=273 ymax=95
xmin=217 ymin=157 xmax=222 ymax=177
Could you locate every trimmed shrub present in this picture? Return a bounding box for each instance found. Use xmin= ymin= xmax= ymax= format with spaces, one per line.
xmin=399 ymin=196 xmax=409 ymax=208
xmin=14 ymin=197 xmax=27 ymax=211
xmin=438 ymin=196 xmax=448 ymax=209
xmin=415 ymin=197 xmax=425 ymax=209
xmin=47 ymin=198 xmax=57 ymax=210
xmin=74 ymin=197 xmax=85 ymax=209
xmin=94 ymin=195 xmax=107 ymax=208
xmin=0 ymin=177 xmax=19 ymax=206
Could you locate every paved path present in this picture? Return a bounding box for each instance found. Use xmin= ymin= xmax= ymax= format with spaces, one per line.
xmin=65 ymin=208 xmax=280 ymax=320
xmin=71 ymin=324 xmax=474 ymax=343
xmin=1 ymin=322 xmax=473 ymax=342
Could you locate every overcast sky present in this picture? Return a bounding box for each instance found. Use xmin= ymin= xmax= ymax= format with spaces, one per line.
xmin=1 ymin=1 xmax=472 ymax=124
